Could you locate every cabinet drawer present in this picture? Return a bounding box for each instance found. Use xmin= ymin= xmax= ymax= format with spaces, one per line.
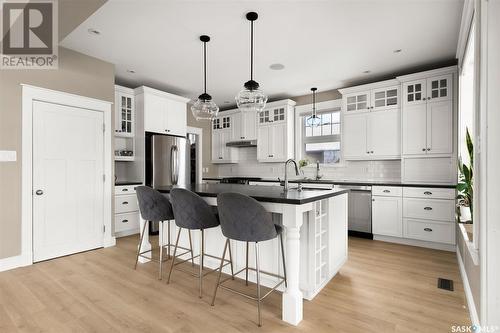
xmin=115 ymin=194 xmax=139 ymax=214
xmin=115 ymin=212 xmax=140 ymax=233
xmin=403 ymin=218 xmax=455 ymax=244
xmin=403 ymin=187 xmax=455 ymax=199
xmin=403 ymin=198 xmax=455 ymax=221
xmin=372 ymin=186 xmax=402 ymax=197
xmin=115 ymin=185 xmax=139 ymax=195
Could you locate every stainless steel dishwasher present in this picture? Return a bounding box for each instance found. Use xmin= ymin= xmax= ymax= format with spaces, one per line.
xmin=335 ymin=185 xmax=372 ymax=238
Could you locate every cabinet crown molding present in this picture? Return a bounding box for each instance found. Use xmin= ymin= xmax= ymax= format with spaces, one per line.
xmin=115 ymin=84 xmax=134 ymax=94
xmin=338 ymin=79 xmax=399 ymax=95
xmin=133 ymin=86 xmax=190 ymax=103
xmin=396 ymin=66 xmax=458 ymax=82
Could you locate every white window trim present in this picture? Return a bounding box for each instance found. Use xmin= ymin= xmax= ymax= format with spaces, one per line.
xmin=294 ymin=99 xmax=343 ymax=167
xmin=17 ymin=84 xmax=114 ymax=270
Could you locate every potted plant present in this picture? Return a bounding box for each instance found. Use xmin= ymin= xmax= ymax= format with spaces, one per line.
xmin=457 ymin=128 xmax=473 ymax=223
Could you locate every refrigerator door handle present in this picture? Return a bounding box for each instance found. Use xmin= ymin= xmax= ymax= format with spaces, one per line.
xmin=170 ymin=145 xmax=179 ymax=185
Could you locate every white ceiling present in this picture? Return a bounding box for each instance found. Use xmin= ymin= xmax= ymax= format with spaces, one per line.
xmin=61 ymin=0 xmax=464 ymax=107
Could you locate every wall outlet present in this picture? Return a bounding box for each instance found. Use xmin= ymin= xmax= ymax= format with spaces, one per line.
xmin=0 ymin=150 xmax=17 ymax=162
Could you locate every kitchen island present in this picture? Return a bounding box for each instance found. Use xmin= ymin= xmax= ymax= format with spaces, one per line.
xmin=138 ymin=183 xmax=349 ymax=326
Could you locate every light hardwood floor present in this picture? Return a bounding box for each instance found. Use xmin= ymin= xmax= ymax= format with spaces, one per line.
xmin=0 ymin=236 xmax=470 ymax=332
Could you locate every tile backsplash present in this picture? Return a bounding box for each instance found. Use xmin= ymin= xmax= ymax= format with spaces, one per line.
xmin=217 ymin=147 xmax=401 ymax=181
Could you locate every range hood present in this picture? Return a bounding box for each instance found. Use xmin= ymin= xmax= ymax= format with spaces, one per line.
xmin=226 ymin=140 xmax=257 ymax=147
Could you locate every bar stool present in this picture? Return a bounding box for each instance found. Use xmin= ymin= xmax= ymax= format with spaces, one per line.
xmin=211 ymin=192 xmax=287 ymax=327
xmin=135 ymin=186 xmax=194 ymax=280
xmin=167 ymin=188 xmax=234 ymax=298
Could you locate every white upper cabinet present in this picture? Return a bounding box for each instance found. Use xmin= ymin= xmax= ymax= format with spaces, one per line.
xmin=212 ymin=114 xmax=238 ymax=163
xmin=426 ymin=74 xmax=452 ymax=103
xmin=114 ymin=85 xmax=135 ymax=136
xmin=344 ymin=91 xmax=370 ymax=113
xmin=401 ymin=73 xmax=454 ymax=156
xmin=257 ymin=100 xmax=295 ymax=163
xmin=403 ymin=79 xmax=427 ymax=105
xmin=370 ymin=86 xmax=399 ymax=111
xmin=135 ymin=86 xmax=189 ymax=137
xmin=340 ymin=80 xmax=401 ymax=160
xmin=232 ymin=110 xmax=257 ymax=141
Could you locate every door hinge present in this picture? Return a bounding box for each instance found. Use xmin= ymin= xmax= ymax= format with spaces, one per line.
xmin=103 ymin=174 xmax=106 ymax=182
xmin=103 ymin=225 xmax=106 ymax=233
xmin=102 ymin=123 xmax=105 ymax=132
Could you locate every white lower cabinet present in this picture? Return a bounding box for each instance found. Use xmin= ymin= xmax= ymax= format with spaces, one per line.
xmin=372 ymin=195 xmax=402 ymax=237
xmin=114 ymin=185 xmax=141 ymax=237
xmin=372 ymin=186 xmax=456 ymax=249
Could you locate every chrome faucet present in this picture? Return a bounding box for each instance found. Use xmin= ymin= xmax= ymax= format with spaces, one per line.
xmin=284 ymin=159 xmax=300 ymax=191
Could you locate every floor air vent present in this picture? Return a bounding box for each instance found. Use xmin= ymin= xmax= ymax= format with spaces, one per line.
xmin=437 ymin=278 xmax=454 ymax=291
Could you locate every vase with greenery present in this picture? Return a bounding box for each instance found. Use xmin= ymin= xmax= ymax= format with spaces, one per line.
xmin=457 ymin=127 xmax=473 ymax=223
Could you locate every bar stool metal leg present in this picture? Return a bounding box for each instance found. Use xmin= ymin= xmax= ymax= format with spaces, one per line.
xmin=227 ymin=239 xmax=235 ymax=279
xmin=188 ymin=230 xmax=195 ymax=267
xmin=167 ymin=221 xmax=171 ymax=259
xmin=211 ymin=238 xmax=229 ymax=306
xmin=255 ymin=242 xmax=262 ymax=327
xmin=245 ymin=241 xmax=249 ymax=286
xmin=134 ymin=220 xmax=149 ymax=269
xmin=199 ymin=229 xmax=205 ymax=298
xmin=167 ymin=227 xmax=182 ymax=284
xmin=159 ymin=221 xmax=163 ymax=280
xmin=279 ymin=233 xmax=287 ymax=287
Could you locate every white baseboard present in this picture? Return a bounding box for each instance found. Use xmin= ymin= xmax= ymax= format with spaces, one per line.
xmin=104 ymin=236 xmax=116 ymax=248
xmin=373 ymin=235 xmax=456 ymax=252
xmin=456 ymin=246 xmax=480 ymax=326
xmin=0 ymin=254 xmax=30 ymax=272
xmin=114 ymin=228 xmax=139 ymax=239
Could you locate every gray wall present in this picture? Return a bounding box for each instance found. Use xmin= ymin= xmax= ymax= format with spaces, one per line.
xmin=0 ymin=47 xmax=115 ymax=259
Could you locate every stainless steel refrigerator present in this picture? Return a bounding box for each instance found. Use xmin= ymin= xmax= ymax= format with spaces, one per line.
xmin=145 ymin=132 xmax=198 ymax=233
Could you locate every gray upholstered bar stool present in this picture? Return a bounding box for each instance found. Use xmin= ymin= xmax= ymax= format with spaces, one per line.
xmin=211 ymin=192 xmax=287 ymax=327
xmin=135 ymin=186 xmax=194 ymax=280
xmin=167 ymin=188 xmax=234 ymax=298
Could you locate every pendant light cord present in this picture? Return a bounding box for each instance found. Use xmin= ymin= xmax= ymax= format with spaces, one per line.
xmin=203 ymin=41 xmax=207 ymax=94
xmin=313 ymin=89 xmax=316 ymax=117
xmin=250 ymin=19 xmax=254 ymax=81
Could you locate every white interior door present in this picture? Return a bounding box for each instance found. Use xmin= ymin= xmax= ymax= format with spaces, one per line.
xmin=33 ymin=101 xmax=104 ymax=262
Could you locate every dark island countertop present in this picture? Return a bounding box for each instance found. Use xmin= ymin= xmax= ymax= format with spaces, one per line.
xmin=156 ymin=183 xmax=349 ymax=205
xmin=115 ymin=181 xmax=143 ymax=186
xmin=202 ymin=177 xmax=457 ymax=189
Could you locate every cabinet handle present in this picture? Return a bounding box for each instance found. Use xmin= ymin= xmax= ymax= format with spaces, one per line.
xmin=427 ymin=148 xmax=431 ymax=151
xmin=428 ymin=97 xmax=431 ymax=100
xmin=424 ymin=207 xmax=433 ymax=210
xmin=122 ymin=201 xmax=128 ymax=205
xmin=383 ymin=190 xmax=390 ymax=193
xmin=424 ymin=191 xmax=432 ymax=195
xmin=372 ymin=198 xmax=375 ymax=202
xmin=422 ymin=148 xmax=426 ymax=151
xmin=241 ymin=137 xmax=244 ymax=139
xmin=122 ymin=188 xmax=128 ymax=192
xmin=122 ymin=219 xmax=129 ymax=223
xmin=35 ymin=189 xmax=44 ymax=196
xmin=366 ymin=151 xmax=370 ymax=154
xmin=219 ymin=157 xmax=222 ymax=159
xmin=370 ymin=151 xmax=374 ymax=153
xmin=423 ymin=97 xmax=426 ymax=101
xmin=424 ymin=227 xmax=433 ymax=232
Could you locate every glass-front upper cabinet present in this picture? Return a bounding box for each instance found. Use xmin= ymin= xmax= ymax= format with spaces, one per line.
xmin=259 ymin=107 xmax=286 ymax=124
xmin=427 ymin=74 xmax=452 ymax=103
xmin=344 ymin=91 xmax=370 ymax=112
xmin=403 ymin=79 xmax=427 ymax=105
xmin=115 ymin=90 xmax=134 ymax=136
xmin=213 ymin=115 xmax=231 ymax=130
xmin=371 ymin=86 xmax=399 ymax=111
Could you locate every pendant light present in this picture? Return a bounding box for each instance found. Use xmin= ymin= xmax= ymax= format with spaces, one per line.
xmin=191 ymin=35 xmax=219 ymax=121
xmin=307 ymin=87 xmax=321 ymax=127
xmin=235 ymin=12 xmax=268 ymax=112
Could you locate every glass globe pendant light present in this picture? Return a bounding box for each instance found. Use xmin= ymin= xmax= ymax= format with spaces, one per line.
xmin=191 ymin=35 xmax=219 ymax=121
xmin=235 ymin=12 xmax=268 ymax=112
xmin=307 ymin=87 xmax=321 ymax=127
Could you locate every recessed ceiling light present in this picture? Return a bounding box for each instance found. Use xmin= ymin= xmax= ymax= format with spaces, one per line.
xmin=393 ymin=49 xmax=402 ymax=53
xmin=126 ymin=69 xmax=135 ymax=74
xmin=363 ymin=70 xmax=371 ymax=74
xmin=270 ymin=63 xmax=285 ymax=70
xmin=88 ymin=28 xmax=101 ymax=36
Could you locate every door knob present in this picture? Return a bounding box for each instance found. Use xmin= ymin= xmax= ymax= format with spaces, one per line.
xmin=35 ymin=190 xmax=44 ymax=195
xmin=422 ymin=148 xmax=426 ymax=151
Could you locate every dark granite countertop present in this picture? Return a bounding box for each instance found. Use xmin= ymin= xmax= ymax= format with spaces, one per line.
xmin=156 ymin=183 xmax=349 ymax=205
xmin=202 ymin=177 xmax=456 ymax=189
xmin=115 ymin=181 xmax=143 ymax=186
